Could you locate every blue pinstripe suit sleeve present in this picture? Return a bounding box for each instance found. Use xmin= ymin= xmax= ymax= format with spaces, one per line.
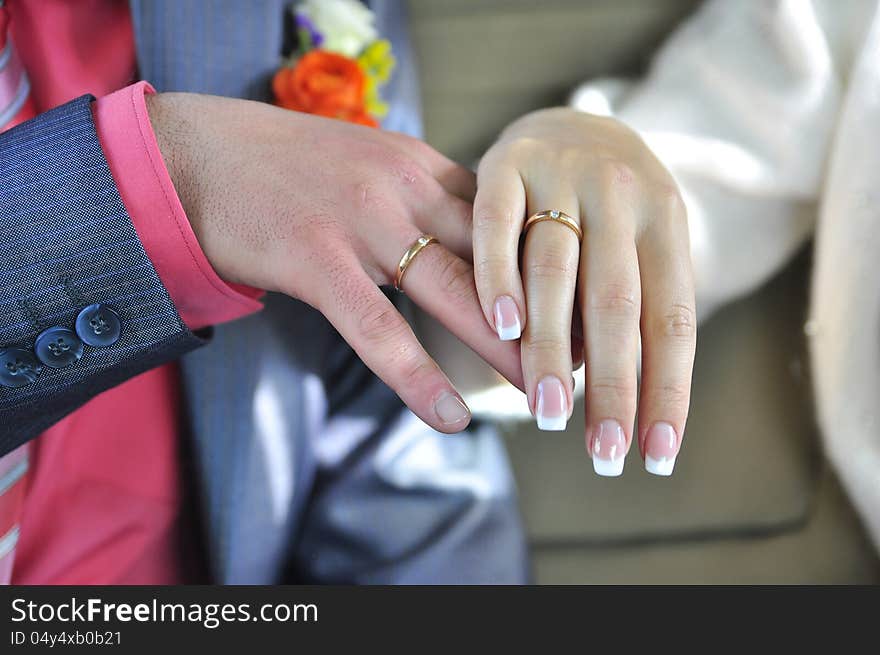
xmin=0 ymin=95 xmax=205 ymax=455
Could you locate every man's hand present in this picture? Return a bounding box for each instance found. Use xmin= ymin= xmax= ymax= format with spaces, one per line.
xmin=146 ymin=92 xmax=523 ymax=433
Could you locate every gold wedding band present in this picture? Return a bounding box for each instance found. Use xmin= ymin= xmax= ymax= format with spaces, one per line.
xmin=394 ymin=234 xmax=439 ymax=292
xmin=523 ymin=210 xmax=583 ymax=242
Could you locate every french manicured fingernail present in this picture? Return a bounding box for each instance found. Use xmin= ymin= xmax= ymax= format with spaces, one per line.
xmin=591 ymin=419 xmax=626 ymax=476
xmin=434 ymin=392 xmax=470 ymax=425
xmin=536 ymin=376 xmax=567 ymax=431
xmin=644 ymin=422 xmax=678 ymax=476
xmin=493 ymin=296 xmax=522 ymax=341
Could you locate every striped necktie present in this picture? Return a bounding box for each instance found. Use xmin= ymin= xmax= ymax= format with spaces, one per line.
xmin=0 ymin=0 xmax=35 ymax=585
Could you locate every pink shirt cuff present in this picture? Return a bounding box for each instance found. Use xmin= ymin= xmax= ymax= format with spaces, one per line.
xmin=91 ymin=81 xmax=263 ymax=331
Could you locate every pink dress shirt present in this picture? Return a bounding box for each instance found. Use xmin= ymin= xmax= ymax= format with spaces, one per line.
xmin=9 ymin=0 xmax=262 ymax=583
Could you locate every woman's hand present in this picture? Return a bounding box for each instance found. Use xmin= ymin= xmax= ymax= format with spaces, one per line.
xmin=146 ymin=92 xmax=524 ymax=434
xmin=473 ymin=107 xmax=696 ymax=476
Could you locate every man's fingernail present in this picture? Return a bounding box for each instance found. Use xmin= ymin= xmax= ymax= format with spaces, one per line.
xmin=536 ymin=376 xmax=567 ymax=431
xmin=591 ymin=419 xmax=626 ymax=476
xmin=644 ymin=422 xmax=678 ymax=476
xmin=493 ymin=296 xmax=522 ymax=341
xmin=435 ymin=392 xmax=470 ymax=425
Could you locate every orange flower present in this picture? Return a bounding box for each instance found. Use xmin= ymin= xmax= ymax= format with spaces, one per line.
xmin=272 ymin=50 xmax=379 ymax=127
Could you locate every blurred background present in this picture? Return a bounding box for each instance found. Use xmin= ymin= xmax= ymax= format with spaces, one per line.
xmin=407 ymin=0 xmax=880 ymax=584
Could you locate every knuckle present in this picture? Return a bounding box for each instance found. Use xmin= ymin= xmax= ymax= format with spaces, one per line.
xmin=657 ymin=181 xmax=686 ymax=214
xmin=436 ymin=255 xmax=477 ymax=303
xmin=473 ymin=204 xmax=517 ymax=232
xmin=649 ymin=181 xmax=687 ymax=229
xmin=365 ymin=142 xmax=431 ymax=191
xmin=359 ymin=301 xmax=406 ymax=344
xmin=590 ymin=374 xmax=636 ymax=404
xmin=524 ymin=336 xmax=569 ymax=360
xmin=386 ymin=152 xmax=428 ymax=189
xmin=399 ymin=356 xmax=439 ymax=390
xmin=597 ymin=158 xmax=638 ymax=191
xmin=590 ymin=282 xmax=640 ymax=318
xmin=505 ymin=136 xmax=543 ymax=160
xmin=347 ymin=180 xmax=386 ymax=213
xmin=297 ymin=212 xmax=343 ymax=243
xmin=526 ymin=246 xmax=578 ymax=280
xmin=651 ymin=381 xmax=692 ymax=409
xmin=475 ymin=253 xmax=511 ymax=281
xmin=654 ymin=302 xmax=697 ymax=340
xmin=527 ymin=259 xmax=575 ymax=281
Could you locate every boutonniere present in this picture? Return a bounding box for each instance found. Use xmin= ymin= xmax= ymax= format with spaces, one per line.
xmin=272 ymin=0 xmax=396 ymax=127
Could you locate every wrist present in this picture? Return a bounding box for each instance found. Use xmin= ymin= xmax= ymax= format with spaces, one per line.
xmin=144 ymin=92 xmax=200 ymax=232
xmin=137 ymin=90 xmax=265 ymax=314
xmin=143 ymin=92 xmax=266 ymax=290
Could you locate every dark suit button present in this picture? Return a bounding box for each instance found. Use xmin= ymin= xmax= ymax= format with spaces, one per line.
xmin=35 ymin=326 xmax=84 ymax=369
xmin=0 ymin=347 xmax=43 ymax=388
xmin=75 ymin=304 xmax=121 ymax=347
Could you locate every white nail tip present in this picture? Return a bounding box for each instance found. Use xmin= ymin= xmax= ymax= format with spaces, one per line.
xmin=536 ymin=414 xmax=567 ymax=431
xmin=593 ymin=457 xmax=625 ymax=477
xmin=497 ymin=322 xmax=521 ymax=341
xmin=645 ymin=455 xmax=675 ymax=476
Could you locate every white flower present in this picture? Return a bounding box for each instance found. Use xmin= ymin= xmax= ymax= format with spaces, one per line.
xmin=297 ymin=0 xmax=378 ymax=58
